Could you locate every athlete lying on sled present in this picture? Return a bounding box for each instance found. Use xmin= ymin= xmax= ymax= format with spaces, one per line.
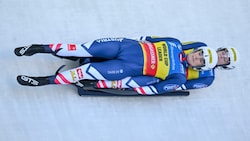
xmin=14 ymin=36 xmax=239 ymax=96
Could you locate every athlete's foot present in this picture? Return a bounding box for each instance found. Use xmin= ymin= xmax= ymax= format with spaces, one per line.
xmin=17 ymin=75 xmax=50 ymax=86
xmin=14 ymin=45 xmax=46 ymax=56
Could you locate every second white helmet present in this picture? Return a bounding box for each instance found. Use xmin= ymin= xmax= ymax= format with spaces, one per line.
xmin=216 ymin=47 xmax=239 ymax=70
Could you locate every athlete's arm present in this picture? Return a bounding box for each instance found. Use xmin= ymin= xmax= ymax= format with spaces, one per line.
xmin=181 ymin=42 xmax=207 ymax=50
xmin=134 ymin=73 xmax=186 ymax=95
xmin=177 ymin=76 xmax=214 ymax=90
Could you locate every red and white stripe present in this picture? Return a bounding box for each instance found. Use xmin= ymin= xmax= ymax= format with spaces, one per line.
xmin=49 ymin=43 xmax=93 ymax=57
xmin=96 ymin=80 xmax=108 ymax=88
xmin=134 ymin=86 xmax=157 ymax=95
xmin=49 ymin=43 xmax=62 ymax=52
xmin=116 ymin=80 xmax=122 ymax=88
xmin=96 ymin=80 xmax=123 ymax=89
xmin=54 ymin=73 xmax=71 ymax=84
xmin=134 ymin=87 xmax=147 ymax=95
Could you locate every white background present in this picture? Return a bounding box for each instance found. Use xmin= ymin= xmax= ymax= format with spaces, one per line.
xmin=0 ymin=0 xmax=250 ymax=141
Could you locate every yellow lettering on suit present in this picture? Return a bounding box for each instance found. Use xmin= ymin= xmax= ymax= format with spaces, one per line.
xmin=140 ymin=41 xmax=170 ymax=80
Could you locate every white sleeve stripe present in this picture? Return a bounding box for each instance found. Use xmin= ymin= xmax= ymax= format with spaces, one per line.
xmin=149 ymin=86 xmax=158 ymax=94
xmin=135 ymin=86 xmax=157 ymax=95
xmin=82 ymin=41 xmax=94 ymax=49
xmin=181 ymin=84 xmax=187 ymax=90
xmin=140 ymin=36 xmax=146 ymax=41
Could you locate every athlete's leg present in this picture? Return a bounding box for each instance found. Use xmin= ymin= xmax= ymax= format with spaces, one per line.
xmin=96 ymin=76 xmax=160 ymax=89
xmin=14 ymin=38 xmax=127 ymax=59
xmin=51 ymin=59 xmax=142 ymax=85
xmin=54 ymin=38 xmax=127 ymax=58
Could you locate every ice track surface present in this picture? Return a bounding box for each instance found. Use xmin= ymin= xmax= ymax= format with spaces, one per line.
xmin=0 ymin=0 xmax=250 ymax=141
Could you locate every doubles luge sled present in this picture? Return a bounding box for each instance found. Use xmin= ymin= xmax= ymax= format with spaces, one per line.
xmin=16 ymin=75 xmax=189 ymax=96
xmin=75 ymin=80 xmax=190 ymax=96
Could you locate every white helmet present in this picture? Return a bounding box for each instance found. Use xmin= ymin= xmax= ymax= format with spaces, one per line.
xmin=216 ymin=47 xmax=239 ymax=70
xmin=192 ymin=47 xmax=218 ymax=70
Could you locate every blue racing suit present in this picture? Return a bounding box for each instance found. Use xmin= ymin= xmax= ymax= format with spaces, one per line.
xmin=91 ymin=37 xmax=215 ymax=93
xmin=49 ymin=37 xmax=186 ymax=94
xmin=179 ymin=42 xmax=215 ymax=90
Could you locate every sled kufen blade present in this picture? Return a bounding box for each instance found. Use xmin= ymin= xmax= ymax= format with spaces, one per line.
xmin=77 ymin=86 xmax=190 ymax=96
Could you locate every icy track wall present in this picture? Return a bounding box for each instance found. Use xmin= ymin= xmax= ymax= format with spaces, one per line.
xmin=0 ymin=0 xmax=250 ymax=141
